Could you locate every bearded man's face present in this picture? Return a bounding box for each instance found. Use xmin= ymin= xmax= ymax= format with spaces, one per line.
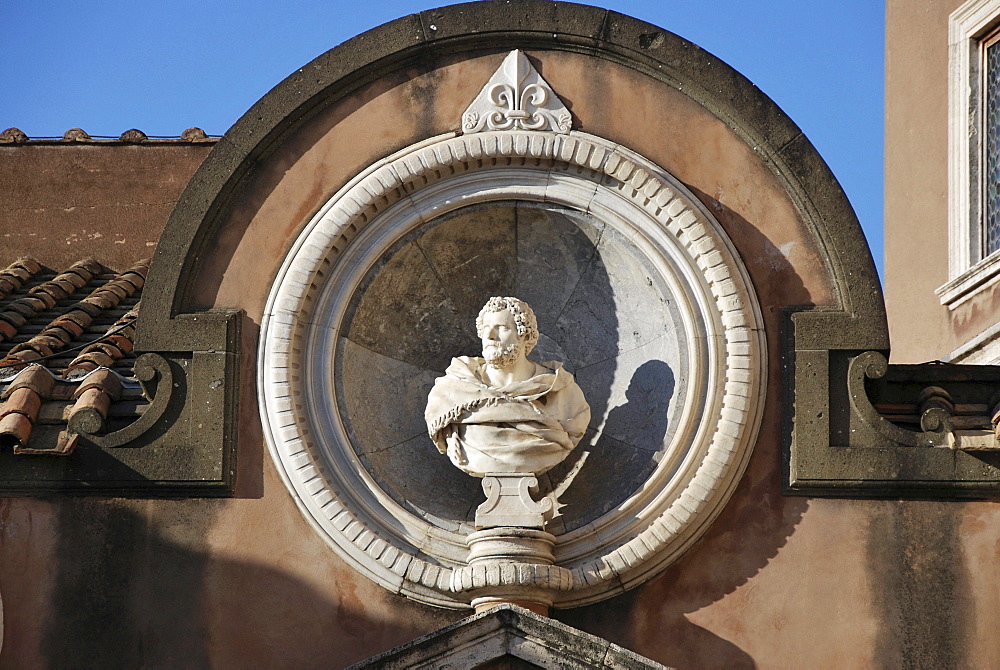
xmin=480 ymin=308 xmax=523 ymax=369
xmin=483 ymin=340 xmax=522 ymax=369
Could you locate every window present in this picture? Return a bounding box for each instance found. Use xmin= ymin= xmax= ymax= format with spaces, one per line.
xmin=983 ymin=28 xmax=1000 ymax=256
xmin=939 ymin=0 xmax=1000 ymax=307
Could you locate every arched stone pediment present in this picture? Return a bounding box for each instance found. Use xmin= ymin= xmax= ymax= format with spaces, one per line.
xmin=136 ymin=3 xmax=884 ymax=346
xmin=129 ymin=1 xmax=916 ymax=610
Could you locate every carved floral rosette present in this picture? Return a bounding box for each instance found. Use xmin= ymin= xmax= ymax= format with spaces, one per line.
xmin=259 ymin=129 xmax=766 ymax=608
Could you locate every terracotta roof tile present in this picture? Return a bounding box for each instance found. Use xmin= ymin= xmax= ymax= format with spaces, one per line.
xmin=64 ymin=353 xmax=112 ymax=374
xmin=74 ymin=368 xmax=123 ymax=399
xmin=5 ymin=351 xmax=41 ymax=365
xmin=4 ymin=302 xmax=35 ymax=319
xmin=63 ymin=303 xmax=141 ymax=378
xmin=0 ymin=260 xmax=147 ymax=370
xmin=0 ymin=259 xmax=42 ymax=300
xmin=1 ymin=127 xmax=217 ymax=145
xmin=2 ymin=387 xmax=41 ymax=419
xmin=0 ymin=258 xmax=149 ymax=456
xmin=0 ymin=260 xmax=102 ymax=344
xmin=2 ymin=366 xmax=57 ymax=397
xmin=67 ymin=388 xmax=112 ymax=433
xmin=0 ymin=385 xmax=43 ymax=452
xmin=874 ymin=363 xmax=1000 ymax=449
xmin=49 ymin=319 xmax=85 ymax=340
xmin=0 ymin=412 xmax=32 ymax=450
xmin=20 ymin=295 xmax=53 ymax=311
xmin=119 ymin=272 xmax=146 ymax=292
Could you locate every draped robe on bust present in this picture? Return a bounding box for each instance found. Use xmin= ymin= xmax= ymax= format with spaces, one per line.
xmin=425 ymin=356 xmax=591 ymax=476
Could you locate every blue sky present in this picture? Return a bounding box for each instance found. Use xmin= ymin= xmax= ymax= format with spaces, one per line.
xmin=2 ymin=1 xmax=885 ymax=277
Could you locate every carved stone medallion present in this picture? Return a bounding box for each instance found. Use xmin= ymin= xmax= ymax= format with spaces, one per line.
xmin=259 ymin=52 xmax=766 ymax=609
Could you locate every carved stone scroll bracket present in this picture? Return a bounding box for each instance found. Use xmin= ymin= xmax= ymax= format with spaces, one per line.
xmin=476 ymin=475 xmax=554 ymax=529
xmin=0 ymin=310 xmax=241 ymax=496
xmin=848 ymin=351 xmax=946 ymax=448
xmin=71 ymin=353 xmax=173 ymax=448
xmin=451 ymin=527 xmax=573 ymax=615
xmin=462 ymin=50 xmax=571 ymax=134
xmin=789 ymin=339 xmax=1000 ymax=497
xmin=849 ymin=352 xmax=1000 ymax=452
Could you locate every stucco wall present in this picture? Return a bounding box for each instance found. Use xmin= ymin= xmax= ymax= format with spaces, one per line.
xmin=0 ymin=8 xmax=998 ymax=668
xmin=884 ymin=0 xmax=1000 ymax=362
xmin=880 ymin=3 xmax=1000 ymax=662
xmin=0 ymin=143 xmax=212 ymax=271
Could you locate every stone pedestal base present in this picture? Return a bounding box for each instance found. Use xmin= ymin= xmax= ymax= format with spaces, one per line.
xmin=451 ymin=527 xmax=573 ymax=614
xmin=475 ymin=474 xmax=553 ymax=529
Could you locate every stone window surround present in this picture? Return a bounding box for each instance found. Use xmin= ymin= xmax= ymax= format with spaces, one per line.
xmin=939 ymin=0 xmax=1000 ymax=308
xmin=945 ymin=318 xmax=1000 ymax=362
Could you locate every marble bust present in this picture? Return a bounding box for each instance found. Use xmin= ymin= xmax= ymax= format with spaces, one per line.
xmin=425 ymin=297 xmax=591 ymax=477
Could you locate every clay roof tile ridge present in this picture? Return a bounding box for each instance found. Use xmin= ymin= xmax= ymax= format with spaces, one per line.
xmin=0 ymin=258 xmax=41 ymax=301
xmin=0 ymin=260 xmax=103 ymax=343
xmin=0 ymin=364 xmax=57 ymax=398
xmin=3 ymin=260 xmax=142 ymax=363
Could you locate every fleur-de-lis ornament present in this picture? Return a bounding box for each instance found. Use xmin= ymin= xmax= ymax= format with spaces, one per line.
xmin=462 ymin=50 xmax=572 ymax=134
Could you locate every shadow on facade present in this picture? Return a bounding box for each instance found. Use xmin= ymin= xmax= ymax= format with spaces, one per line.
xmin=233 ymin=315 xmax=264 ymax=499
xmin=34 ymin=499 xmax=451 ymax=668
xmin=867 ymin=500 xmax=972 ymax=667
xmin=545 ymin=360 xmax=674 ymax=532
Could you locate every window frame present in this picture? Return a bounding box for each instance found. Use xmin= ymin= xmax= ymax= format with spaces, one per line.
xmin=939 ymin=0 xmax=1000 ymax=307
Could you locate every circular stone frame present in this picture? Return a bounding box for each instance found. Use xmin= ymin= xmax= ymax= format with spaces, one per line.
xmin=259 ymin=130 xmax=766 ymax=608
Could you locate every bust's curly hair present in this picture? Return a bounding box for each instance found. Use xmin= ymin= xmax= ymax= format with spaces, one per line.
xmin=476 ymin=296 xmax=539 ymax=356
